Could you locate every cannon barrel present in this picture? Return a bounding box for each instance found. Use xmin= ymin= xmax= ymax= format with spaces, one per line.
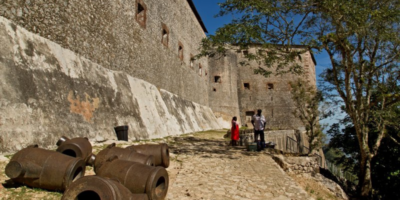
xmin=94 ymin=143 xmax=154 ymax=171
xmin=56 ymin=136 xmax=95 ymax=166
xmin=5 ymin=145 xmax=85 ymax=191
xmin=126 ymin=144 xmax=169 ymax=168
xmin=96 ymin=158 xmax=168 ymax=200
xmin=62 ymin=176 xmax=148 ymax=200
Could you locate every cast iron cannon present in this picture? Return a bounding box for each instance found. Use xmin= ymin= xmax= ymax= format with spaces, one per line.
xmin=62 ymin=176 xmax=148 ymax=200
xmin=56 ymin=136 xmax=95 ymax=166
xmin=94 ymin=143 xmax=155 ymax=170
xmin=95 ymin=157 xmax=169 ymax=200
xmin=125 ymin=143 xmax=169 ymax=168
xmin=5 ymin=145 xmax=86 ymax=191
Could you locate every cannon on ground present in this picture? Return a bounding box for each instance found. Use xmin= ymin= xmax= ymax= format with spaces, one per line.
xmin=95 ymin=157 xmax=168 ymax=200
xmin=56 ymin=136 xmax=95 ymax=166
xmin=126 ymin=144 xmax=169 ymax=168
xmin=94 ymin=143 xmax=155 ymax=170
xmin=62 ymin=176 xmax=148 ymax=200
xmin=5 ymin=145 xmax=85 ymax=191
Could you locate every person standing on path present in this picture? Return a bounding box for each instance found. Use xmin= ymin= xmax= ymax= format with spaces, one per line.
xmin=231 ymin=116 xmax=240 ymax=146
xmin=251 ymin=109 xmax=266 ymax=143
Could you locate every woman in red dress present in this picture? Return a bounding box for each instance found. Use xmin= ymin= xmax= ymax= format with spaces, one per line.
xmin=231 ymin=116 xmax=240 ymax=146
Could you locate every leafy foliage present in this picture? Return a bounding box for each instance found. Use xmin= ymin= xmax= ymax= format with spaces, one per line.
xmin=290 ymin=79 xmax=327 ymax=153
xmin=326 ymin=106 xmax=400 ymax=199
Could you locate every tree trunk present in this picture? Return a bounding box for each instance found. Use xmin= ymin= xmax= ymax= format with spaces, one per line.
xmin=359 ymin=152 xmax=373 ymax=199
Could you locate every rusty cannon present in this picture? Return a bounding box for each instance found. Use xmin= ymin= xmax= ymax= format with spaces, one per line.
xmin=5 ymin=145 xmax=86 ymax=191
xmin=56 ymin=136 xmax=95 ymax=166
xmin=95 ymin=157 xmax=169 ymax=200
xmin=94 ymin=143 xmax=155 ymax=170
xmin=62 ymin=176 xmax=148 ymax=200
xmin=126 ymin=143 xmax=169 ymax=168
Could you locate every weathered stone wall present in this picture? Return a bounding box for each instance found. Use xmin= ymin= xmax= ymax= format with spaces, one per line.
xmin=272 ymin=155 xmax=320 ymax=175
xmin=208 ymin=50 xmax=241 ymax=128
xmin=235 ymin=47 xmax=316 ymax=129
xmin=0 ymin=17 xmax=220 ymax=153
xmin=0 ymin=0 xmax=209 ymax=105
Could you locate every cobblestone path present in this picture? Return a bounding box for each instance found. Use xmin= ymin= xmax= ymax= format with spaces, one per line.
xmin=166 ymin=135 xmax=312 ymax=200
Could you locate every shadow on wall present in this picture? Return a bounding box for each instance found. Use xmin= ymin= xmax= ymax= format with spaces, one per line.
xmin=0 ymin=16 xmax=221 ymax=153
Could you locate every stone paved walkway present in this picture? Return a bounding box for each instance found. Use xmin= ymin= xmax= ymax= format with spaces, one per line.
xmin=166 ymin=135 xmax=312 ymax=200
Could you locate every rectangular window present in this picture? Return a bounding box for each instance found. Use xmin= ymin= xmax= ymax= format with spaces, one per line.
xmin=267 ymin=83 xmax=274 ymax=90
xmin=198 ymin=63 xmax=202 ymax=76
xmin=190 ymin=54 xmax=194 ymax=68
xmin=161 ymin=23 xmax=169 ymax=47
xmin=243 ymin=50 xmax=249 ymax=56
xmin=244 ymin=83 xmax=250 ymax=90
xmin=178 ymin=42 xmax=184 ymax=61
xmin=136 ymin=0 xmax=147 ymax=28
xmin=214 ymin=76 xmax=221 ymax=83
xmin=245 ymin=111 xmax=255 ymax=124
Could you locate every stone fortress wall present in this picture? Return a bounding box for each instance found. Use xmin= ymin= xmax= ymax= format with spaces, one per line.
xmin=211 ymin=46 xmax=317 ymax=129
xmin=0 ymin=16 xmax=220 ymax=152
xmin=207 ymin=51 xmax=241 ymax=128
xmin=0 ymin=1 xmax=317 ymax=152
xmin=0 ymin=0 xmax=210 ymax=106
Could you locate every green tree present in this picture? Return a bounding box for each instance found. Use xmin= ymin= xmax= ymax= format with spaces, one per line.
xmin=290 ymin=79 xmax=326 ymax=154
xmin=326 ymin=104 xmax=400 ymax=199
xmin=199 ymin=0 xmax=400 ymax=198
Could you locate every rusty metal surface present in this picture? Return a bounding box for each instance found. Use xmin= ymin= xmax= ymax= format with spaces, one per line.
xmin=56 ymin=136 xmax=95 ymax=166
xmin=62 ymin=176 xmax=148 ymax=200
xmin=96 ymin=158 xmax=169 ymax=200
xmin=94 ymin=143 xmax=155 ymax=171
xmin=126 ymin=144 xmax=170 ymax=168
xmin=5 ymin=145 xmax=86 ymax=191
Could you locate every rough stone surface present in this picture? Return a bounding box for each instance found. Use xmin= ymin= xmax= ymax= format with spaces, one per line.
xmin=272 ymin=155 xmax=320 ymax=175
xmin=312 ymin=174 xmax=349 ymax=200
xmin=0 ymin=1 xmax=318 ymax=129
xmin=234 ymin=46 xmax=316 ymax=129
xmin=208 ymin=51 xmax=241 ymax=128
xmin=0 ymin=0 xmax=210 ymax=106
xmin=166 ymin=136 xmax=312 ymax=200
xmin=0 ymin=16 xmax=220 ymax=152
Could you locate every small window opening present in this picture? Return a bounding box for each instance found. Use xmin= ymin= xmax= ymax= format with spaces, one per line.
xmin=205 ymin=70 xmax=208 ymax=76
xmin=267 ymin=83 xmax=274 ymax=90
xmin=198 ymin=64 xmax=202 ymax=76
xmin=244 ymin=83 xmax=250 ymax=90
xmin=178 ymin=42 xmax=184 ymax=61
xmin=190 ymin=54 xmax=194 ymax=68
xmin=161 ymin=24 xmax=169 ymax=47
xmin=271 ymin=96 xmax=273 ymax=101
xmin=136 ymin=0 xmax=147 ymax=28
xmin=271 ymin=109 xmax=274 ymax=118
xmin=243 ymin=50 xmax=249 ymax=56
xmin=213 ymin=88 xmax=216 ymax=92
xmin=214 ymin=76 xmax=221 ymax=83
xmin=246 ymin=111 xmax=255 ymax=116
xmin=245 ymin=111 xmax=255 ymax=124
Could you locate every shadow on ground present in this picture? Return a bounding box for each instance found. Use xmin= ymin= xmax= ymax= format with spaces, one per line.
xmin=168 ymin=136 xmax=265 ymax=158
